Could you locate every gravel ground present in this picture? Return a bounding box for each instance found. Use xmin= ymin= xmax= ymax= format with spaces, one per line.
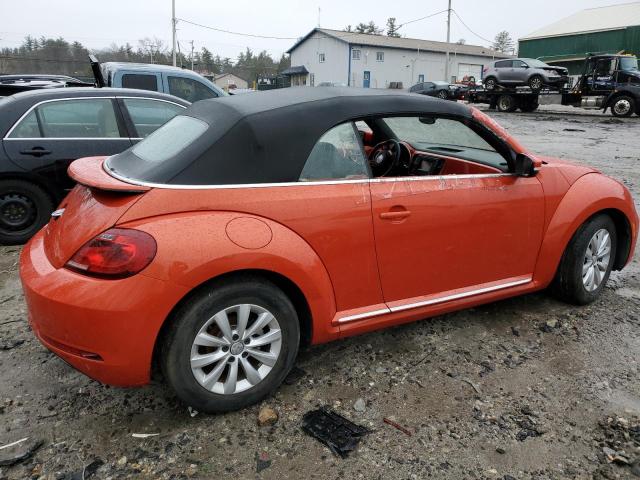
xmin=1 ymin=108 xmax=639 ymax=480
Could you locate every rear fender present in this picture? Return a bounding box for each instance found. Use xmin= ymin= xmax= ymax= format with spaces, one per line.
xmin=534 ymin=173 xmax=638 ymax=285
xmin=121 ymin=211 xmax=339 ymax=344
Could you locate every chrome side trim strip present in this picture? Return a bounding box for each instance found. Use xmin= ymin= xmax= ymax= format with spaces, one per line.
xmin=337 ymin=308 xmax=391 ymax=324
xmin=104 ymin=159 xmax=514 ymax=190
xmin=389 ymin=278 xmax=532 ymax=313
xmin=337 ymin=277 xmax=532 ymax=324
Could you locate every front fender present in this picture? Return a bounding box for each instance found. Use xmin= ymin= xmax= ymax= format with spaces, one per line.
xmin=534 ymin=173 xmax=638 ymax=285
xmin=124 ymin=211 xmax=338 ymax=344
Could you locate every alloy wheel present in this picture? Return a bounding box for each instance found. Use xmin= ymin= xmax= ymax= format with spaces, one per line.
xmin=529 ymin=76 xmax=542 ymax=90
xmin=582 ymin=228 xmax=611 ymax=292
xmin=190 ymin=304 xmax=282 ymax=395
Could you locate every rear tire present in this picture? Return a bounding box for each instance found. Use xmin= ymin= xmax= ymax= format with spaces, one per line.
xmin=484 ymin=77 xmax=497 ymax=91
xmin=437 ymin=90 xmax=449 ymax=100
xmin=610 ymin=95 xmax=635 ymax=117
xmin=161 ymin=277 xmax=300 ymax=413
xmin=551 ymin=214 xmax=617 ymax=305
xmin=528 ymin=75 xmax=544 ymax=91
xmin=496 ymin=94 xmax=517 ymax=112
xmin=0 ymin=179 xmax=54 ymax=245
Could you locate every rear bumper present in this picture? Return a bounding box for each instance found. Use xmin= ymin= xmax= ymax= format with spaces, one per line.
xmin=20 ymin=231 xmax=188 ymax=386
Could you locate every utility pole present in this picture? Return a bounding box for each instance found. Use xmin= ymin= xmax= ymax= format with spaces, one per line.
xmin=189 ymin=40 xmax=195 ymax=70
xmin=172 ymin=0 xmax=177 ymax=66
xmin=318 ymin=7 xmax=321 ymax=27
xmin=444 ymin=0 xmax=451 ymax=82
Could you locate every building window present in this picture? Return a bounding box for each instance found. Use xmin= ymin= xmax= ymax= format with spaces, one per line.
xmin=376 ymin=51 xmax=384 ymax=62
xmin=310 ymin=73 xmax=315 ymax=86
xmin=319 ymin=53 xmax=325 ymax=63
xmin=352 ymin=49 xmax=361 ymax=60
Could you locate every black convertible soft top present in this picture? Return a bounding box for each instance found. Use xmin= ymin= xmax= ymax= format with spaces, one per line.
xmin=106 ymin=87 xmax=471 ymax=186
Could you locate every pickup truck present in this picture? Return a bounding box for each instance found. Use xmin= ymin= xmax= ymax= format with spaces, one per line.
xmin=90 ymin=55 xmax=226 ymax=103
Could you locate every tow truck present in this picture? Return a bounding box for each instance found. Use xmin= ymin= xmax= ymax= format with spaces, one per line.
xmin=467 ymin=54 xmax=640 ymax=117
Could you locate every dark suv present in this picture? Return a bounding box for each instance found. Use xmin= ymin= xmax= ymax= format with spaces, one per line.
xmin=0 ymin=88 xmax=189 ymax=244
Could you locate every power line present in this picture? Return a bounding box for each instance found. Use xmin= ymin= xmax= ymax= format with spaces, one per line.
xmin=397 ymin=9 xmax=449 ymax=28
xmin=451 ymin=10 xmax=493 ymax=44
xmin=177 ymin=18 xmax=298 ymax=40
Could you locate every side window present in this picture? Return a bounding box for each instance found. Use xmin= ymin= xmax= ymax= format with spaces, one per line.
xmin=299 ymin=122 xmax=369 ymax=181
xmin=352 ymin=49 xmax=361 ymax=60
xmin=425 ymin=82 xmax=435 ymax=90
xmin=122 ymin=99 xmax=185 ymax=138
xmin=494 ymin=60 xmax=512 ymax=68
xmin=168 ymin=76 xmax=217 ymax=102
xmin=8 ymin=110 xmax=41 ymax=138
xmin=512 ymin=60 xmax=526 ymax=68
xmin=122 ymin=74 xmax=159 ymax=91
xmin=28 ymin=99 xmax=121 ymax=138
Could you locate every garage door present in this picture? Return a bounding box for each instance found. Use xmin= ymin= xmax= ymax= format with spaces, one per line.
xmin=457 ymin=63 xmax=483 ymax=82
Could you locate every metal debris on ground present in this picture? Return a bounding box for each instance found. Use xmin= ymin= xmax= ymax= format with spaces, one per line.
xmin=0 ymin=437 xmax=43 ymax=466
xmin=187 ymin=406 xmax=198 ymax=417
xmin=256 ymin=451 xmax=271 ymax=473
xmin=131 ymin=433 xmax=160 ymax=438
xmin=383 ymin=418 xmax=412 ymax=436
xmin=301 ymin=408 xmax=370 ymax=458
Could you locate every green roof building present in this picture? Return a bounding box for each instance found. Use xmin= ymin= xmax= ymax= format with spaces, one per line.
xmin=518 ymin=2 xmax=640 ymax=74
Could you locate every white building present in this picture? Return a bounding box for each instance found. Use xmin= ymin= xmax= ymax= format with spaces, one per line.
xmin=286 ymin=28 xmax=510 ymax=88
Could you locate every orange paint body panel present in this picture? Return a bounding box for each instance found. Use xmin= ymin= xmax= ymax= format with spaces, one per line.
xmin=19 ymin=109 xmax=639 ymax=388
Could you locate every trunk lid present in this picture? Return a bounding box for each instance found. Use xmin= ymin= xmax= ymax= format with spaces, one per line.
xmin=43 ymin=156 xmax=149 ymax=268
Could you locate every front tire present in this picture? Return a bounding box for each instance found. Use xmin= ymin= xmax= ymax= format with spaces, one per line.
xmin=528 ymin=75 xmax=543 ymax=91
xmin=611 ymin=95 xmax=635 ymax=117
xmin=0 ymin=179 xmax=54 ymax=245
xmin=551 ymin=214 xmax=617 ymax=305
xmin=161 ymin=277 xmax=300 ymax=413
xmin=437 ymin=90 xmax=449 ymax=100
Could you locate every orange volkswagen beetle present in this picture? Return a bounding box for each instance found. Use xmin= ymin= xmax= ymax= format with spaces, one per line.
xmin=20 ymin=88 xmax=638 ymax=412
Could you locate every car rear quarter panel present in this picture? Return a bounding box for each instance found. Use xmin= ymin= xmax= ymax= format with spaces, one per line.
xmin=534 ymin=172 xmax=638 ymax=284
xmin=117 ymin=183 xmax=383 ymax=345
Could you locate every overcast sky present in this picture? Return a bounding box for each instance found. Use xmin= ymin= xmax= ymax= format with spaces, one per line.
xmin=0 ymin=0 xmax=626 ymax=60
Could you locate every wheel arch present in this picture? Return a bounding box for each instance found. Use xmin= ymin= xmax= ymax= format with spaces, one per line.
xmin=151 ymin=268 xmax=314 ymax=381
xmin=534 ymin=173 xmax=638 ymax=285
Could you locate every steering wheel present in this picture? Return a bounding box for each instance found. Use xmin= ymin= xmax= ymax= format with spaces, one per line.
xmin=369 ymin=139 xmax=402 ymax=177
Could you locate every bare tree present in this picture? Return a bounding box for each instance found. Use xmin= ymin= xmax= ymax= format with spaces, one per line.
xmin=492 ymin=31 xmax=514 ymax=54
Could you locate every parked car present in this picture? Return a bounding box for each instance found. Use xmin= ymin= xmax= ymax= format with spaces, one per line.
xmin=409 ymin=81 xmax=464 ymax=100
xmin=0 ymin=87 xmax=189 ymax=244
xmin=93 ymin=57 xmax=226 ymax=103
xmin=0 ymin=74 xmax=93 ymax=97
xmin=20 ymin=88 xmax=637 ymax=413
xmin=483 ymin=58 xmax=569 ymax=91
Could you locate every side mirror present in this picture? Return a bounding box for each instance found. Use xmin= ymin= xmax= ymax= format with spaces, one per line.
xmin=514 ymin=153 xmax=537 ymax=177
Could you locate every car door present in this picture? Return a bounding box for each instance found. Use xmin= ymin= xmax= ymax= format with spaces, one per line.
xmin=118 ymin=97 xmax=186 ymax=141
xmin=3 ymin=97 xmax=131 ymax=190
xmin=369 ymin=116 xmax=545 ymax=307
xmin=511 ymin=60 xmax=528 ymax=84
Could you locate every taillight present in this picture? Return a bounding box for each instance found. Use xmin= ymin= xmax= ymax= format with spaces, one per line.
xmin=65 ymin=228 xmax=156 ymax=279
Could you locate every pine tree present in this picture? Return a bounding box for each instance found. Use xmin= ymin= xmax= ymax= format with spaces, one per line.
xmin=386 ymin=18 xmax=401 ymax=37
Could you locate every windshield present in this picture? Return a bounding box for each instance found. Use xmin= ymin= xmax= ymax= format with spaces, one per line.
xmin=523 ymin=59 xmax=549 ymax=68
xmin=619 ymin=56 xmax=639 ymax=72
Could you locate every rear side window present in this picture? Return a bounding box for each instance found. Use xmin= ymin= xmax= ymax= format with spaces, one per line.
xmin=168 ymin=76 xmax=218 ymax=102
xmin=122 ymin=98 xmax=185 ymax=138
xmin=299 ymin=122 xmax=369 ymax=181
xmin=494 ymin=60 xmax=512 ymax=68
xmin=9 ymin=99 xmax=121 ymax=138
xmin=8 ymin=110 xmax=40 ymax=138
xmin=131 ymin=115 xmax=208 ymax=163
xmin=122 ymin=74 xmax=158 ymax=91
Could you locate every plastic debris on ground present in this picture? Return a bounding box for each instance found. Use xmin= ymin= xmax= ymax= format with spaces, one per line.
xmin=301 ymin=407 xmax=369 ymax=458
